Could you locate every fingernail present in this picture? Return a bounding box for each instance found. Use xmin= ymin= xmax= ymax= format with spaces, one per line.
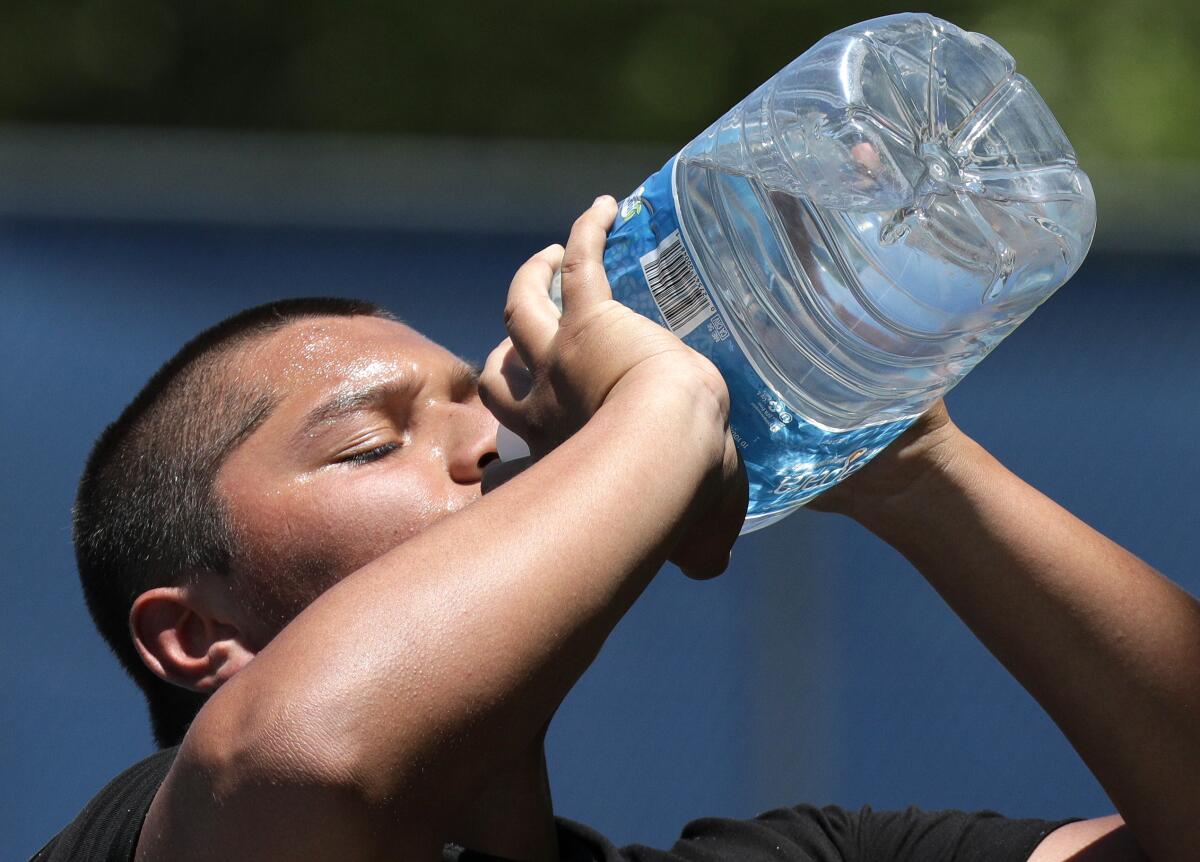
xmin=592 ymin=195 xmax=610 ymax=207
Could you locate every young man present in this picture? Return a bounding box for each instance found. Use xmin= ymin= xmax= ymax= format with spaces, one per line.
xmin=36 ymin=198 xmax=1196 ymax=861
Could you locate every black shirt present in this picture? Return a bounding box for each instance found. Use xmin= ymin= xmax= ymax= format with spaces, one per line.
xmin=32 ymin=748 xmax=1077 ymax=861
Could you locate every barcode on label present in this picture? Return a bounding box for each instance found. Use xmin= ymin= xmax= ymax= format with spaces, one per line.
xmin=640 ymin=230 xmax=715 ymax=338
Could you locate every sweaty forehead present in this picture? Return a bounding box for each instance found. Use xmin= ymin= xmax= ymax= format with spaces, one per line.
xmin=239 ymin=315 xmax=441 ymax=390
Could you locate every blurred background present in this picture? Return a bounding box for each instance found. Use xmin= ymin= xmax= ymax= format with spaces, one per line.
xmin=3 ymin=0 xmax=1198 ymax=857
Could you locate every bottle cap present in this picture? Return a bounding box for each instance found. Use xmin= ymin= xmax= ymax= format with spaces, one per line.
xmin=496 ymin=423 xmax=531 ymax=462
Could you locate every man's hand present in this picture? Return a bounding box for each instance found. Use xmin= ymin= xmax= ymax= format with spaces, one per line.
xmin=480 ymin=196 xmax=746 ymax=577
xmin=480 ymin=196 xmax=725 ymax=453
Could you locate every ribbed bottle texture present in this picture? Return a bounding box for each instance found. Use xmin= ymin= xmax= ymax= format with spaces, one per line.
xmin=602 ymin=13 xmax=1096 ymax=530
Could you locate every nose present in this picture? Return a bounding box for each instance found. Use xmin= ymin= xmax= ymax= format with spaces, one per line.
xmin=446 ymin=398 xmax=500 ymax=484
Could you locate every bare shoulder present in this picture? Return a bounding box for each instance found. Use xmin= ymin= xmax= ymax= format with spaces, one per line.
xmin=1027 ymin=815 xmax=1150 ymax=861
xmin=133 ymin=712 xmax=439 ymax=861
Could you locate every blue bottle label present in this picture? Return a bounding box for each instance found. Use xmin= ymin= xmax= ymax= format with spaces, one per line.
xmin=603 ymin=155 xmax=916 ymax=527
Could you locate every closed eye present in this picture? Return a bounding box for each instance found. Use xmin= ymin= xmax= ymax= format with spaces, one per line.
xmin=339 ymin=442 xmax=400 ymax=466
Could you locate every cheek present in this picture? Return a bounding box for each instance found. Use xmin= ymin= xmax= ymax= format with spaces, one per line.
xmin=229 ymin=460 xmax=472 ymax=586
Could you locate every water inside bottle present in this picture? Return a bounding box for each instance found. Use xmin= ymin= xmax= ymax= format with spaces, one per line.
xmin=673 ymin=15 xmax=1094 ymax=432
xmin=603 ymin=13 xmax=1096 ymax=527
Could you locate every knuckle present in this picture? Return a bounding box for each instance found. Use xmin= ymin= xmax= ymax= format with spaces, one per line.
xmin=558 ymin=256 xmax=591 ymax=282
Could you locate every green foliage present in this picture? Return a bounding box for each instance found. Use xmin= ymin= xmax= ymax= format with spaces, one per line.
xmin=1 ymin=0 xmax=1196 ymax=163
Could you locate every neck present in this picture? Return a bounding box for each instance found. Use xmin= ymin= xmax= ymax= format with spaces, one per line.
xmin=447 ymin=739 xmax=557 ymax=860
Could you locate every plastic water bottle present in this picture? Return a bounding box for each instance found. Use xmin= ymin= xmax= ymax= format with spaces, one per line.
xmin=601 ymin=13 xmax=1096 ymax=532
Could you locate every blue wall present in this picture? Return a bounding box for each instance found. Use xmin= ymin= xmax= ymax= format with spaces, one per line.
xmin=3 ymin=217 xmax=1197 ymax=858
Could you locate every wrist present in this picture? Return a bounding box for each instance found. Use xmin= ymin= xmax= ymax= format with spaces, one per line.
xmin=848 ymin=425 xmax=988 ymax=542
xmin=602 ymin=368 xmax=744 ymax=578
xmin=601 ymin=366 xmax=733 ymax=513
xmin=605 ymin=361 xmax=730 ymax=457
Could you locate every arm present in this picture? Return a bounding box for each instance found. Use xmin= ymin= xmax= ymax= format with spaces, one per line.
xmin=814 ymin=404 xmax=1200 ymax=861
xmin=137 ymin=199 xmax=745 ymax=860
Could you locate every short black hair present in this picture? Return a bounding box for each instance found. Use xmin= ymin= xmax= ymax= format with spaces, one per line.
xmin=73 ymin=297 xmax=395 ymax=748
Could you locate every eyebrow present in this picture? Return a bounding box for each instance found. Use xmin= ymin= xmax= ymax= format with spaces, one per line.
xmin=295 ymin=361 xmax=480 ymax=440
xmin=450 ymin=361 xmax=482 ymax=396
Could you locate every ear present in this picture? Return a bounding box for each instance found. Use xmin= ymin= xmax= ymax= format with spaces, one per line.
xmin=130 ymin=585 xmax=257 ymax=693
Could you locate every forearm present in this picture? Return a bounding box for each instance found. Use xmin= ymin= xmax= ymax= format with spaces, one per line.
xmin=186 ymin=380 xmax=725 ymax=838
xmin=854 ymin=431 xmax=1200 ymax=861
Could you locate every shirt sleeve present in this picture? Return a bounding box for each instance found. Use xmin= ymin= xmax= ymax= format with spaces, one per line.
xmin=615 ymin=804 xmax=1080 ymax=862
xmin=30 ymin=747 xmax=179 ymax=862
xmin=851 ymin=805 xmax=1081 ymax=861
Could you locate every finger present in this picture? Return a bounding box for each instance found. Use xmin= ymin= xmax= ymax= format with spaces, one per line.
xmin=850 ymin=140 xmax=883 ymax=174
xmin=559 ymin=195 xmax=618 ymax=314
xmin=479 ymin=339 xmax=533 ymax=433
xmin=680 ymin=552 xmax=731 ymax=582
xmin=505 ymin=244 xmax=564 ymax=369
xmin=481 ymin=456 xmax=534 ymax=495
xmin=680 ymin=481 xmax=746 ymax=580
xmin=676 ymin=449 xmax=748 ymax=580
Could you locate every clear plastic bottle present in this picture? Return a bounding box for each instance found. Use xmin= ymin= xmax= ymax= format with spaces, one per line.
xmin=603 ymin=13 xmax=1096 ymax=532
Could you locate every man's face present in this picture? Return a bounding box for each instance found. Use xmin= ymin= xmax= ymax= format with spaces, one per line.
xmin=216 ymin=315 xmax=499 ymax=643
